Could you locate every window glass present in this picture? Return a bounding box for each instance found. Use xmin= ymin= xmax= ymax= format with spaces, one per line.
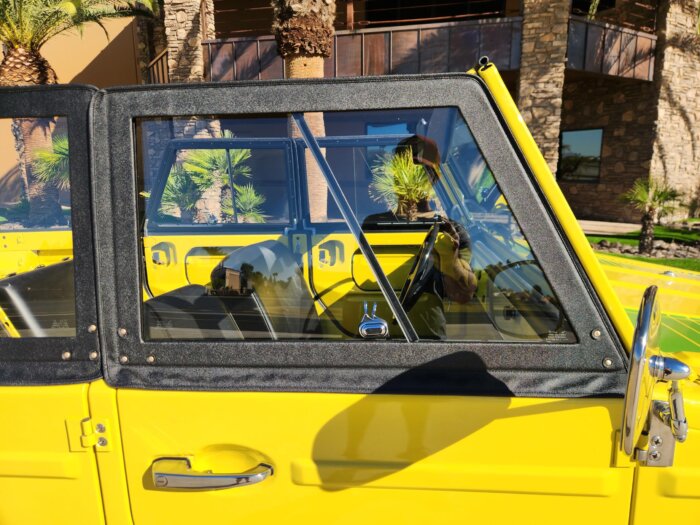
xmin=571 ymin=0 xmax=615 ymax=15
xmin=136 ymin=109 xmax=576 ymax=343
xmin=0 ymin=117 xmax=76 ymax=337
xmin=558 ymin=129 xmax=603 ymax=182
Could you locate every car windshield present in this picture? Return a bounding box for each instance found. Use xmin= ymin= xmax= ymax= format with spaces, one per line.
xmin=137 ymin=108 xmax=576 ymax=343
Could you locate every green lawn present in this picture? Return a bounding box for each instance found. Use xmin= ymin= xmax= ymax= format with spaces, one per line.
xmin=587 ymin=226 xmax=700 ymax=273
xmin=587 ymin=226 xmax=700 ymax=247
xmin=587 ymin=235 xmax=638 ymax=247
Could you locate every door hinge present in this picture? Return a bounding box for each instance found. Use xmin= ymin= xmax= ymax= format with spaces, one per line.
xmin=67 ymin=417 xmax=112 ymax=452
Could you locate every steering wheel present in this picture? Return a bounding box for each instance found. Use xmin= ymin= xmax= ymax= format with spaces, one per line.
xmin=398 ymin=220 xmax=440 ymax=312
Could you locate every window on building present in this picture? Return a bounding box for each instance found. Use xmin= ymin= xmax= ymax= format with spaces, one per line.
xmin=557 ymin=129 xmax=604 ymax=183
xmin=571 ymin=0 xmax=615 ymax=17
xmin=361 ymin=0 xmax=506 ymax=27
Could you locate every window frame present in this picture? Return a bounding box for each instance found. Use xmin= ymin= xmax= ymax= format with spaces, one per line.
xmin=95 ymin=75 xmax=628 ymax=397
xmin=0 ymin=86 xmax=101 ymax=385
xmin=557 ymin=127 xmax=605 ymax=183
xmin=143 ymin=136 xmax=297 ymax=233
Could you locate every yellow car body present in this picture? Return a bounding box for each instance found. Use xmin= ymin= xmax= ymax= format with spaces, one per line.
xmin=1 ymin=66 xmax=699 ymax=525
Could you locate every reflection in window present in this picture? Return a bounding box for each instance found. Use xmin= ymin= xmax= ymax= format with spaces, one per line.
xmin=136 ymin=110 xmax=576 ymax=344
xmin=0 ymin=116 xmax=75 ymax=337
xmin=558 ymin=129 xmax=603 ymax=183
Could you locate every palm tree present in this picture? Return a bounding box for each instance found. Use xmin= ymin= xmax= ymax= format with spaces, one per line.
xmin=33 ymin=134 xmax=70 ymax=190
xmin=183 ymin=143 xmax=252 ymax=189
xmin=370 ymin=149 xmax=434 ymax=222
xmin=1 ymin=0 xmax=152 ymax=225
xmin=622 ymin=178 xmax=684 ymax=254
xmin=0 ymin=0 xmax=152 ymax=86
xmin=272 ymin=0 xmax=336 ymax=222
xmin=182 ymin=136 xmax=259 ymax=223
xmin=160 ymin=165 xmax=202 ymax=223
xmin=227 ymin=183 xmax=267 ymax=223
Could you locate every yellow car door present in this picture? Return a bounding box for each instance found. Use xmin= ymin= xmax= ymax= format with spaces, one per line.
xmin=91 ymin=76 xmax=645 ymax=525
xmin=0 ymin=88 xmax=105 ymax=524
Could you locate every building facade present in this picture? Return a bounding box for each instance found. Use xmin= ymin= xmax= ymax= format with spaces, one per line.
xmin=139 ymin=0 xmax=700 ymax=223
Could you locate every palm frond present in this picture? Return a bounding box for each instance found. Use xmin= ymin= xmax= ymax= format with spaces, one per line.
xmin=160 ymin=164 xmax=202 ymax=217
xmin=0 ymin=0 xmax=152 ymax=51
xmin=622 ymin=178 xmax=684 ymax=216
xmin=222 ymin=183 xmax=267 ymax=223
xmin=369 ymin=148 xmax=433 ymax=211
xmin=32 ymin=133 xmax=70 ymax=190
xmin=182 ymin=134 xmax=252 ymax=188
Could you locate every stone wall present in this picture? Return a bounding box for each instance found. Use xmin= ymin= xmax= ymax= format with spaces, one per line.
xmin=517 ymin=0 xmax=570 ymax=174
xmin=161 ymin=0 xmax=214 ymax=82
xmin=558 ymin=74 xmax=657 ymax=222
xmin=649 ymin=0 xmax=700 ymax=216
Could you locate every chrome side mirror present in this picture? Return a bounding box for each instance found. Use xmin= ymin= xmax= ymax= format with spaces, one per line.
xmin=621 ymin=285 xmax=692 ymax=466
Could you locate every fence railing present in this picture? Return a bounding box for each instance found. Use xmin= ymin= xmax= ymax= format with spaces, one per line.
xmin=146 ymin=49 xmax=169 ymax=85
xmin=203 ymin=17 xmax=522 ymax=82
xmin=567 ymin=15 xmax=657 ymax=81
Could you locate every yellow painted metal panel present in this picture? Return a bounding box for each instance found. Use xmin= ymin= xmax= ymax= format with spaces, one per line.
xmin=0 ymin=230 xmax=73 ymax=279
xmin=88 ymin=380 xmax=134 ymax=525
xmin=117 ymin=390 xmax=633 ymax=524
xmin=473 ymin=65 xmax=634 ymax=351
xmin=0 ymin=384 xmax=104 ymax=525
xmin=597 ymin=253 xmax=700 ymax=319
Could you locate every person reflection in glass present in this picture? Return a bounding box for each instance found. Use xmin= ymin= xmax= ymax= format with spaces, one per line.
xmin=364 ymin=136 xmax=477 ymax=339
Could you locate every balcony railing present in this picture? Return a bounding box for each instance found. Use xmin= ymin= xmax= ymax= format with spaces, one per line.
xmin=203 ymin=17 xmax=522 ymax=82
xmin=146 ymin=49 xmax=170 ymax=85
xmin=567 ymin=15 xmax=656 ymax=81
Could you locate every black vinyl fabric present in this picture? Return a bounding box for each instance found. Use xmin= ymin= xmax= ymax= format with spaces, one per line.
xmin=0 ymin=86 xmax=101 ymax=385
xmin=0 ymin=75 xmax=630 ymax=396
xmin=93 ymin=74 xmax=628 ymax=397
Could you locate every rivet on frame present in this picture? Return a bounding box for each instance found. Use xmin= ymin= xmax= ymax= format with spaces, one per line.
xmin=590 ymin=328 xmax=602 ymax=340
xmin=87 ymin=324 xmax=98 ymax=334
xmin=146 ymin=355 xmax=156 ymax=365
xmin=61 ymin=351 xmax=72 ymax=361
xmin=119 ymin=355 xmax=129 ymax=364
xmin=89 ymin=351 xmax=99 ymax=361
xmin=602 ymin=357 xmax=614 ymax=369
xmin=117 ymin=327 xmax=128 ymax=338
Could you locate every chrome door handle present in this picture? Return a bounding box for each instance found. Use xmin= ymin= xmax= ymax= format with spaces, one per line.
xmin=152 ymin=457 xmax=273 ymax=490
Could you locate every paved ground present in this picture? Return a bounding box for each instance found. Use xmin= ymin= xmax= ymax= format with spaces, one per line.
xmin=578 ymin=220 xmax=639 ymax=235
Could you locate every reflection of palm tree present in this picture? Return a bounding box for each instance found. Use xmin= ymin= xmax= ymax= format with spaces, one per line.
xmin=183 ymin=133 xmax=252 ymax=186
xmin=33 ymin=134 xmax=70 ymax=191
xmin=17 ymin=118 xmax=65 ymax=226
xmin=222 ymin=183 xmax=268 ymax=223
xmin=162 ymin=132 xmax=267 ymax=223
xmin=369 ymin=148 xmax=434 ymax=221
xmin=160 ymin=165 xmax=201 ymax=223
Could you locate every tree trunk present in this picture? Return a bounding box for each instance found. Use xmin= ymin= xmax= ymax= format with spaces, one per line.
xmin=287 ymin=56 xmax=329 ymax=222
xmin=0 ymin=47 xmax=58 ymax=86
xmin=639 ymin=211 xmax=655 ymax=254
xmin=17 ymin=117 xmax=65 ymax=226
xmin=272 ymin=0 xmax=336 ymax=223
xmin=1 ymin=47 xmax=63 ymax=226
